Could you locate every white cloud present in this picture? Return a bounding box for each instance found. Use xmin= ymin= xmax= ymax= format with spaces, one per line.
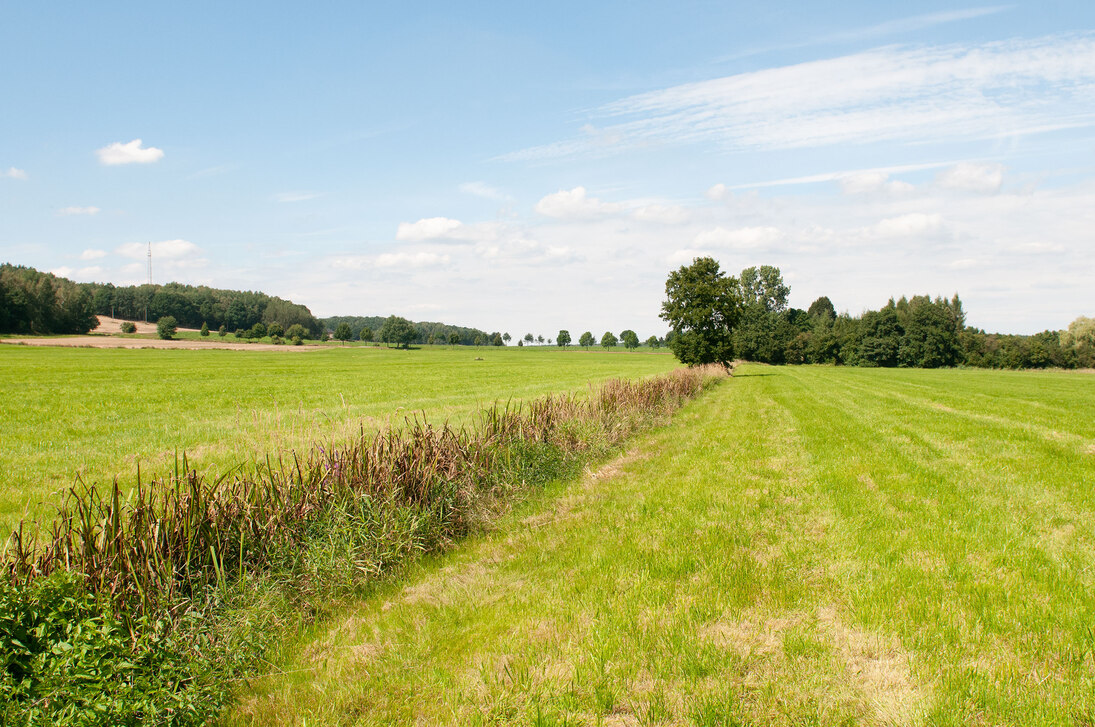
xmin=506 ymin=34 xmax=1095 ymax=160
xmin=633 ymin=203 xmax=689 ymax=225
xmin=374 ymin=251 xmax=451 ymax=268
xmin=274 ymin=191 xmax=321 ymax=203
xmin=77 ymin=266 xmax=105 ymax=279
xmin=58 ymin=206 xmax=100 ymax=216
xmin=459 ymin=181 xmax=509 ymax=201
xmin=50 ymin=266 xmax=75 ymax=278
xmin=693 ymin=225 xmax=783 ymax=249
xmin=80 ymin=249 xmax=107 ymax=260
xmin=936 ymin=162 xmax=1005 ymax=193
xmin=838 ymin=172 xmax=914 ymax=195
xmin=534 ymin=186 xmax=622 ymax=219
xmin=948 ymin=258 xmax=978 ymax=269
xmin=705 ymin=183 xmax=729 ymax=201
xmin=116 ymin=239 xmax=200 ymax=259
xmin=3 ymin=167 xmax=28 ymax=180
xmin=96 ymin=139 xmax=164 ymax=165
xmin=874 ymin=213 xmax=944 ymax=237
xmin=396 ymin=217 xmax=464 ymax=241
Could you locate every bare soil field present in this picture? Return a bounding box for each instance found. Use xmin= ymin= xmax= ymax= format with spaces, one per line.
xmin=92 ymin=315 xmax=198 ymax=335
xmin=0 ymin=335 xmax=322 ymax=351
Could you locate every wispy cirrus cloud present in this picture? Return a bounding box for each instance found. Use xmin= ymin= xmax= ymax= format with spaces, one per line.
xmin=503 ymin=33 xmax=1095 ymax=162
xmin=58 ymin=206 xmax=100 ymax=216
xmin=2 ymin=167 xmax=28 ymax=180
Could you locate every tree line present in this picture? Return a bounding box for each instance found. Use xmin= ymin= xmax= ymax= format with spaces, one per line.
xmin=662 ymin=258 xmax=1094 ymax=370
xmin=0 ymin=264 xmax=98 ymax=335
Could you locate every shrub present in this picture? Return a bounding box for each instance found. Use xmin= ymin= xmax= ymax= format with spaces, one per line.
xmin=267 ymin=322 xmax=284 ymax=338
xmin=272 ymin=336 xmax=284 ymax=345
xmin=285 ymin=324 xmax=307 ymax=341
xmin=218 ymin=325 xmax=227 ymax=337
xmin=292 ymin=335 xmax=303 ymax=346
xmin=200 ymin=322 xmax=210 ymax=337
xmin=234 ymin=329 xmax=246 ymax=339
xmin=156 ymin=316 xmax=177 ymax=340
xmin=249 ymin=323 xmax=267 ymax=340
xmin=120 ymin=321 xmax=137 ymax=334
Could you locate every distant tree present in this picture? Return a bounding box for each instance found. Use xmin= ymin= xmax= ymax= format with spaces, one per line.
xmin=807 ymin=296 xmax=836 ymax=321
xmin=449 ymin=332 xmax=460 ymax=347
xmin=359 ymin=326 xmax=373 ymax=343
xmin=503 ymin=332 xmax=511 ymax=344
xmin=738 ymin=265 xmax=789 ymax=313
xmin=234 ymin=328 xmax=246 ymax=339
xmin=491 ymin=332 xmax=504 ymax=346
xmin=537 ymin=334 xmax=545 ymax=345
xmin=379 ymin=315 xmax=416 ymax=349
xmin=517 ymin=340 xmax=523 ymax=347
xmin=333 ymin=322 xmax=353 ymax=343
xmin=579 ymin=331 xmax=594 ymax=349
xmin=474 ymin=335 xmax=485 ymax=347
xmin=601 ymin=331 xmax=618 ymax=349
xmin=267 ymin=321 xmax=284 ymax=338
xmin=250 ymin=322 xmax=267 ymax=339
xmin=120 ymin=321 xmax=137 ymax=334
xmin=620 ymin=329 xmax=639 ymax=350
xmin=156 ymin=316 xmax=178 ymax=340
xmin=645 ymin=335 xmax=659 ymax=349
xmin=292 ymin=335 xmax=303 ymax=346
xmin=200 ymin=321 xmax=210 ymax=337
xmin=217 ymin=324 xmax=227 ymax=337
xmin=285 ymin=323 xmax=307 ymax=341
xmin=557 ymin=330 xmax=571 ymax=347
xmin=660 ymin=257 xmax=741 ymax=366
xmin=524 ymin=333 xmax=534 ymax=345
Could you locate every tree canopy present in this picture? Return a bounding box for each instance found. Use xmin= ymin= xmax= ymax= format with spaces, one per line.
xmin=378 ymin=315 xmax=416 ymax=348
xmin=557 ymin=330 xmax=571 ymax=347
xmin=660 ymin=257 xmax=741 ymax=366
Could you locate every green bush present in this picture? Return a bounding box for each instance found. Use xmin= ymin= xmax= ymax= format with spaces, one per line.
xmin=200 ymin=322 xmax=210 ymax=337
xmin=120 ymin=321 xmax=137 ymax=334
xmin=156 ymin=316 xmax=178 ymax=340
xmin=292 ymin=336 xmax=303 ymax=346
xmin=267 ymin=322 xmax=284 ymax=338
xmin=218 ymin=325 xmax=227 ymax=337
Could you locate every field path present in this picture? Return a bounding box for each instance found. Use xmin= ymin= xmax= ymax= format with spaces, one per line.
xmin=231 ymin=365 xmax=1095 ymax=726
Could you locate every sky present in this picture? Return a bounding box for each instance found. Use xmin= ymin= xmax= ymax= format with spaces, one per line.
xmin=2 ymin=1 xmax=1093 ymax=337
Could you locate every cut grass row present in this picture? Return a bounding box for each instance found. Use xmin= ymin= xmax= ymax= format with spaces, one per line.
xmin=233 ymin=365 xmax=1095 ymax=725
xmin=0 ymin=346 xmax=678 ymax=534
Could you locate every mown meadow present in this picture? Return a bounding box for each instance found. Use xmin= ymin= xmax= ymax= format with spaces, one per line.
xmin=0 ymin=345 xmax=677 ymax=533
xmin=234 ymin=365 xmax=1095 ymax=726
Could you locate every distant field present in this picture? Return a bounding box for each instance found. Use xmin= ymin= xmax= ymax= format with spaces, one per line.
xmin=0 ymin=346 xmax=677 ymax=533
xmin=234 ymin=365 xmax=1095 ymax=725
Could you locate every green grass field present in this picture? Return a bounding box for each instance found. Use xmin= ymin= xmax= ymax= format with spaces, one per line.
xmin=232 ymin=365 xmax=1095 ymax=725
xmin=0 ymin=346 xmax=678 ymax=533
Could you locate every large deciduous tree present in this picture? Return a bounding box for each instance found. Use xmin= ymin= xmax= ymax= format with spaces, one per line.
xmin=620 ymin=329 xmax=639 ymax=350
xmin=379 ymin=315 xmax=416 ymax=349
xmin=557 ymin=330 xmax=571 ymax=347
xmin=660 ymin=257 xmax=741 ymax=366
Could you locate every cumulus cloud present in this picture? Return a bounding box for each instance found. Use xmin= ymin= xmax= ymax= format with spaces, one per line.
xmin=80 ymin=249 xmax=107 ymax=260
xmin=874 ymin=213 xmax=944 ymax=237
xmin=50 ymin=266 xmax=75 ymax=278
xmin=396 ymin=217 xmax=464 ymax=241
xmin=3 ymin=167 xmax=28 ymax=180
xmin=633 ymin=203 xmax=690 ymax=225
xmin=96 ymin=139 xmax=165 ymax=165
xmin=534 ymin=186 xmax=622 ymax=219
xmin=936 ymin=162 xmax=1005 ymax=193
xmin=839 ymin=171 xmax=914 ymax=195
xmin=693 ymin=225 xmax=783 ymax=249
xmin=58 ymin=206 xmax=100 ymax=216
xmin=274 ymin=191 xmax=321 ymax=203
xmin=77 ymin=266 xmax=104 ymax=279
xmin=374 ymin=251 xmax=451 ymax=268
xmin=705 ymin=183 xmax=729 ymax=201
xmin=116 ymin=239 xmax=200 ymax=259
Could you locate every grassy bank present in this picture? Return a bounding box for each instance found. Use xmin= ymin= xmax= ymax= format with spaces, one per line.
xmin=2 ymin=366 xmax=722 ymax=725
xmin=0 ymin=346 xmax=677 ymax=532
xmin=233 ymin=365 xmax=1095 ymax=725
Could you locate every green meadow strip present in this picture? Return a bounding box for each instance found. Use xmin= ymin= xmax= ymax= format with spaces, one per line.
xmin=0 ymin=366 xmax=724 ymax=725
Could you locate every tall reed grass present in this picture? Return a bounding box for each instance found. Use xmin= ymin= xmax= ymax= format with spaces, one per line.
xmin=1 ymin=366 xmax=724 ymax=723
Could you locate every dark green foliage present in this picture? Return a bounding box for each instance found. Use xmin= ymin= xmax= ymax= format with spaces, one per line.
xmin=321 ymin=315 xmax=489 ymax=347
xmin=807 ymin=296 xmax=836 ymax=320
xmin=448 ymin=332 xmax=460 ymax=347
xmin=0 ymin=264 xmax=98 ymax=335
xmin=120 ymin=321 xmax=137 ymax=334
xmin=85 ymin=280 xmax=321 ymax=336
xmin=359 ymin=326 xmax=372 ymax=343
xmin=660 ymin=257 xmax=740 ymax=366
xmin=491 ymin=332 xmax=504 ymax=346
xmin=267 ymin=322 xmax=284 ymax=339
xmin=333 ymin=322 xmax=353 ymax=342
xmin=557 ymin=330 xmax=571 ymax=347
xmin=579 ymin=331 xmax=594 ymax=348
xmin=217 ymin=325 xmax=227 ymax=337
xmin=248 ymin=322 xmax=266 ymax=340
xmin=620 ymin=330 xmax=639 ymax=350
xmin=601 ymin=331 xmax=618 ymax=348
xmin=285 ymin=324 xmax=307 ymax=341
xmin=645 ymin=335 xmax=660 ymax=349
xmin=379 ymin=315 xmax=416 ymax=348
xmin=156 ymin=316 xmax=178 ymax=340
xmin=200 ymin=322 xmax=210 ymax=337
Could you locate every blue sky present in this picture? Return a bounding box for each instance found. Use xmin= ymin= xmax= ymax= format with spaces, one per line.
xmin=2 ymin=1 xmax=1093 ymax=336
